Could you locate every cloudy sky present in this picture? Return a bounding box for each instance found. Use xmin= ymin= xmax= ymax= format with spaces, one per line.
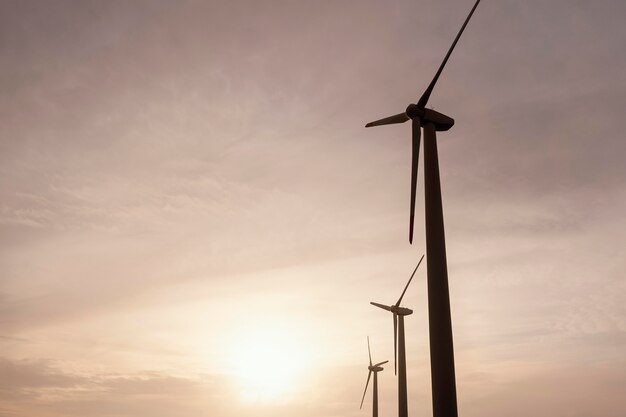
xmin=1 ymin=0 xmax=625 ymax=416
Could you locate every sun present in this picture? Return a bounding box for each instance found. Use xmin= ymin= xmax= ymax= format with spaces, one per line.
xmin=229 ymin=323 xmax=309 ymax=402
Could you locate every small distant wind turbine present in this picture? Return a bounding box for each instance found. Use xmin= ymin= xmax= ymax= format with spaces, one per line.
xmin=365 ymin=2 xmax=482 ymax=417
xmin=360 ymin=336 xmax=388 ymax=417
xmin=371 ymin=254 xmax=424 ymax=417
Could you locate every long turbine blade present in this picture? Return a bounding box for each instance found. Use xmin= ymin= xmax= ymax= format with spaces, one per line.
xmin=416 ymin=0 xmax=481 ymax=109
xmin=397 ymin=254 xmax=425 ymax=306
xmin=393 ymin=312 xmax=398 ymax=375
xmin=374 ymin=360 xmax=389 ymax=367
xmin=360 ymin=370 xmax=373 ymax=409
xmin=409 ymin=118 xmax=421 ymax=244
xmin=367 ymin=336 xmax=372 ymax=366
xmin=371 ymin=302 xmax=393 ymax=312
xmin=365 ymin=112 xmax=410 ymax=128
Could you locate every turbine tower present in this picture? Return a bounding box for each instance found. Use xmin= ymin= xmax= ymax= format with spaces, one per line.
xmin=371 ymin=254 xmax=424 ymax=417
xmin=360 ymin=336 xmax=389 ymax=417
xmin=365 ymin=2 xmax=482 ymax=417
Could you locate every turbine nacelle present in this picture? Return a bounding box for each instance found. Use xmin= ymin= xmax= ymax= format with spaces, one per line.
xmin=422 ymin=108 xmax=455 ymax=131
xmin=405 ymin=103 xmax=455 ymax=131
xmin=368 ymin=360 xmax=388 ymax=372
xmin=393 ymin=305 xmax=413 ymax=316
xmin=370 ymin=302 xmax=413 ymax=316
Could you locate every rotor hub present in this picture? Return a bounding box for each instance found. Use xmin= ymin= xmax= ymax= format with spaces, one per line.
xmin=406 ymin=103 xmax=425 ymax=119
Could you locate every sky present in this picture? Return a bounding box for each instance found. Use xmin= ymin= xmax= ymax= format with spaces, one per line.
xmin=1 ymin=0 xmax=625 ymax=416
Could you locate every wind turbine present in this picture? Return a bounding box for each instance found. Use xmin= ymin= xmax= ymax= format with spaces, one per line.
xmin=365 ymin=1 xmax=481 ymax=417
xmin=371 ymin=254 xmax=424 ymax=417
xmin=360 ymin=336 xmax=389 ymax=417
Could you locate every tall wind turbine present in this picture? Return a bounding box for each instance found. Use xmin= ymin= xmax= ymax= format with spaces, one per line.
xmin=365 ymin=2 xmax=481 ymax=417
xmin=371 ymin=254 xmax=424 ymax=417
xmin=360 ymin=336 xmax=389 ymax=417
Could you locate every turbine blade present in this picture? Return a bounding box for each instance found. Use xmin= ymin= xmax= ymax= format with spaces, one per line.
xmin=374 ymin=360 xmax=389 ymax=367
xmin=365 ymin=112 xmax=410 ymax=128
xmin=367 ymin=336 xmax=372 ymax=367
xmin=409 ymin=118 xmax=421 ymax=244
xmin=360 ymin=370 xmax=373 ymax=409
xmin=416 ymin=0 xmax=482 ymax=109
xmin=396 ymin=254 xmax=425 ymax=306
xmin=370 ymin=302 xmax=393 ymax=312
xmin=393 ymin=312 xmax=398 ymax=375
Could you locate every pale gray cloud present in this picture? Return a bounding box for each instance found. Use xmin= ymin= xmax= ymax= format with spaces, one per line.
xmin=0 ymin=356 xmax=229 ymax=417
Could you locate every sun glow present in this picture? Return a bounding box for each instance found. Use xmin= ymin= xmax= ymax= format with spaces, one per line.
xmin=230 ymin=323 xmax=310 ymax=402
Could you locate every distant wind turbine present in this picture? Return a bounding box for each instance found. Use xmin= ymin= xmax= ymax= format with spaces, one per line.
xmin=360 ymin=336 xmax=389 ymax=417
xmin=371 ymin=254 xmax=424 ymax=417
xmin=365 ymin=1 xmax=482 ymax=417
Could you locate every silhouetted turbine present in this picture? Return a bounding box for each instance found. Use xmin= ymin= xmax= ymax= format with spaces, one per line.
xmin=360 ymin=336 xmax=388 ymax=417
xmin=365 ymin=2 xmax=481 ymax=417
xmin=371 ymin=254 xmax=424 ymax=417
